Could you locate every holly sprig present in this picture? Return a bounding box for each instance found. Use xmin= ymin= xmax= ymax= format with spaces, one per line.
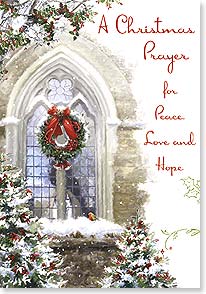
xmin=181 ymin=177 xmax=200 ymax=203
xmin=162 ymin=177 xmax=200 ymax=250
xmin=0 ymin=0 xmax=123 ymax=79
xmin=161 ymin=228 xmax=200 ymax=250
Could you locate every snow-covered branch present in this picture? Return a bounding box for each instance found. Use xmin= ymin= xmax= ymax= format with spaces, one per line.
xmin=0 ymin=0 xmax=122 ymax=79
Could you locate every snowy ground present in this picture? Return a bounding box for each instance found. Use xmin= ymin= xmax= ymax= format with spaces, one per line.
xmin=39 ymin=217 xmax=123 ymax=239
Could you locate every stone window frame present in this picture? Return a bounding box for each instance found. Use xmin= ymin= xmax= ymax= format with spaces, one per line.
xmin=5 ymin=45 xmax=121 ymax=221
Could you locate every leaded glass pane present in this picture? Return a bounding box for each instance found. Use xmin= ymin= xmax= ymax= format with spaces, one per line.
xmin=26 ymin=85 xmax=97 ymax=220
xmin=26 ymin=105 xmax=58 ymax=219
xmin=48 ymin=78 xmax=73 ymax=104
xmin=65 ymin=102 xmax=97 ymax=217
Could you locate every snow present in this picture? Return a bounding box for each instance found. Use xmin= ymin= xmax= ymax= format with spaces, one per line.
xmin=121 ymin=273 xmax=133 ymax=282
xmin=12 ymin=16 xmax=27 ymax=32
xmin=10 ymin=195 xmax=32 ymax=206
xmin=0 ymin=116 xmax=20 ymax=126
xmin=0 ymin=267 xmax=14 ymax=278
xmin=39 ymin=217 xmax=123 ymax=239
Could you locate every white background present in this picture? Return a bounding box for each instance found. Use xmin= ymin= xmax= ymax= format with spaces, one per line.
xmin=86 ymin=0 xmax=201 ymax=289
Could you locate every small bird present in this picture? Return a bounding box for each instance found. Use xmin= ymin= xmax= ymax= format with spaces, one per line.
xmin=88 ymin=212 xmax=97 ymax=221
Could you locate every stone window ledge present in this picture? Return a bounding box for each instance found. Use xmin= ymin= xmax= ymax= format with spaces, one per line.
xmin=50 ymin=236 xmax=119 ymax=288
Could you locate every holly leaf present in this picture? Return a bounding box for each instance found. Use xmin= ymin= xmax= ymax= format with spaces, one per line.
xmin=181 ymin=177 xmax=200 ymax=202
xmin=186 ymin=229 xmax=200 ymax=237
xmin=161 ymin=229 xmax=170 ymax=236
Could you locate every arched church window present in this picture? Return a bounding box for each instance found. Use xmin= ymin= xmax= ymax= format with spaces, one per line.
xmin=5 ymin=49 xmax=119 ymax=221
xmin=25 ymin=78 xmax=97 ymax=219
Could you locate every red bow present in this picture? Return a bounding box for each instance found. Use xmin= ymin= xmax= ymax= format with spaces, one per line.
xmin=53 ymin=161 xmax=71 ymax=170
xmin=46 ymin=106 xmax=77 ymax=144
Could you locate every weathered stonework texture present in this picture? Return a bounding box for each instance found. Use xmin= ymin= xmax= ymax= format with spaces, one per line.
xmin=0 ymin=34 xmax=148 ymax=225
xmin=113 ymin=128 xmax=148 ymax=224
xmin=51 ymin=236 xmax=118 ymax=288
xmin=0 ymin=127 xmax=5 ymax=153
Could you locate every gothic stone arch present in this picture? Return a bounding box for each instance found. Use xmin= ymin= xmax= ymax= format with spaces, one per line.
xmin=0 ymin=35 xmax=148 ymax=224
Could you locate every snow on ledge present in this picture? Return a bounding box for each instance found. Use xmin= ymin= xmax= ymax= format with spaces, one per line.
xmin=39 ymin=217 xmax=123 ymax=239
xmin=0 ymin=116 xmax=20 ymax=126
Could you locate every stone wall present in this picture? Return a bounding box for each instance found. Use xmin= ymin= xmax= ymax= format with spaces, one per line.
xmin=51 ymin=236 xmax=119 ymax=288
xmin=113 ymin=127 xmax=148 ymax=224
xmin=0 ymin=34 xmax=148 ymax=225
xmin=0 ymin=126 xmax=5 ymax=153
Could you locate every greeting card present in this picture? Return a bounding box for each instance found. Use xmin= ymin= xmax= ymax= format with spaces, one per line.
xmin=0 ymin=0 xmax=200 ymax=289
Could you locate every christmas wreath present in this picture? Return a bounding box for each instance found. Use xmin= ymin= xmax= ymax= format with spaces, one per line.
xmin=37 ymin=105 xmax=87 ymax=169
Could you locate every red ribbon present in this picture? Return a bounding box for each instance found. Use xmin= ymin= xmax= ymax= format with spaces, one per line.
xmin=53 ymin=161 xmax=71 ymax=170
xmin=46 ymin=106 xmax=77 ymax=144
